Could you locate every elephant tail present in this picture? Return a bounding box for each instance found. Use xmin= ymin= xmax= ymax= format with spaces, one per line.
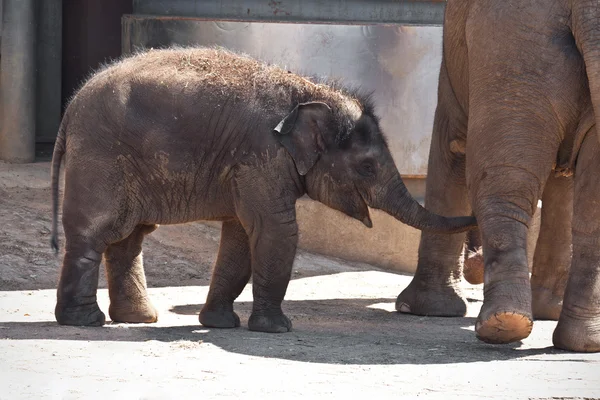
xmin=572 ymin=2 xmax=600 ymax=143
xmin=50 ymin=117 xmax=67 ymax=254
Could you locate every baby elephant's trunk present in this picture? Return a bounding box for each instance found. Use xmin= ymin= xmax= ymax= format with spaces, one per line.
xmin=371 ymin=174 xmax=476 ymax=234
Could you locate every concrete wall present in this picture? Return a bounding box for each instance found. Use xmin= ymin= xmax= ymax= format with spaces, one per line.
xmin=295 ymin=179 xmax=425 ymax=272
xmin=295 ymin=197 xmax=542 ymax=275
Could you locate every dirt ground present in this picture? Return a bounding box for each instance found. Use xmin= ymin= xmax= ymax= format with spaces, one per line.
xmin=1 ymin=160 xmax=599 ymax=400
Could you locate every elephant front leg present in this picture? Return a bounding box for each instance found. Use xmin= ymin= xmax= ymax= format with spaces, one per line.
xmin=200 ymin=219 xmax=252 ymax=328
xmin=246 ymin=218 xmax=297 ymax=333
xmin=105 ymin=224 xmax=158 ymax=324
xmin=474 ymin=213 xmax=534 ymax=344
xmin=234 ymin=200 xmax=298 ymax=333
xmin=553 ymin=132 xmax=600 ymax=352
xmin=469 ymin=161 xmax=556 ymax=343
xmin=396 ymin=86 xmax=471 ymax=316
xmin=531 ymin=173 xmax=573 ymax=321
xmin=231 ymin=163 xmax=302 ymax=333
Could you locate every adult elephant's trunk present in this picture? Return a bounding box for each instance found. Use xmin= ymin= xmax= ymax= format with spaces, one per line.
xmin=369 ymin=173 xmax=476 ymax=234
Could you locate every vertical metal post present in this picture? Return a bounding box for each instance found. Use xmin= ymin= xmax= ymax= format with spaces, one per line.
xmin=36 ymin=0 xmax=63 ymax=144
xmin=0 ymin=0 xmax=36 ymax=163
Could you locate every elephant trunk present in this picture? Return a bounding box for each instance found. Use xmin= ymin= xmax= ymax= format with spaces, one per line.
xmin=370 ymin=174 xmax=476 ymax=234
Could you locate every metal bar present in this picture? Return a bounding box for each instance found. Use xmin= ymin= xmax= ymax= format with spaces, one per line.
xmin=0 ymin=0 xmax=36 ymax=163
xmin=36 ymin=0 xmax=63 ymax=143
xmin=132 ymin=0 xmax=446 ymax=26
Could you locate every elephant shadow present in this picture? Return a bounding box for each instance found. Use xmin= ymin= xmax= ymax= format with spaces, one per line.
xmin=0 ymin=297 xmax=572 ymax=366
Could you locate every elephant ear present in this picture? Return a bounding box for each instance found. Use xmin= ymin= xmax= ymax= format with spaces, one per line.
xmin=274 ymin=102 xmax=332 ymax=175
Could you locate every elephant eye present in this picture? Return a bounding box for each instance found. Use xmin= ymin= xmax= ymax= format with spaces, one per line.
xmin=357 ymin=161 xmax=376 ymax=177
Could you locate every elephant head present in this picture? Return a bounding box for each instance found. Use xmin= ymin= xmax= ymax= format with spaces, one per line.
xmin=274 ymin=100 xmax=476 ymax=233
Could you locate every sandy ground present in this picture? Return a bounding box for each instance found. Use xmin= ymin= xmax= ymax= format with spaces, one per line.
xmin=1 ymin=161 xmax=599 ymax=400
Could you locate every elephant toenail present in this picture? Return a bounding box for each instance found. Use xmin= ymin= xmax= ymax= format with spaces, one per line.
xmin=398 ymin=303 xmax=411 ymax=313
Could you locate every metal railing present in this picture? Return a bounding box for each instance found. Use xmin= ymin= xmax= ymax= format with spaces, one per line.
xmin=132 ymin=0 xmax=446 ymax=26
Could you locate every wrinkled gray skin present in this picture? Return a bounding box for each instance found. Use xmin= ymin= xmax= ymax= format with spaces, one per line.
xmin=463 ymin=174 xmax=573 ymax=321
xmin=50 ymin=47 xmax=476 ymax=333
xmin=396 ymin=0 xmax=600 ymax=352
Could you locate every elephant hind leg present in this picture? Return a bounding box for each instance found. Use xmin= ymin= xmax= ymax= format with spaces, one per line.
xmin=553 ymin=131 xmax=600 ymax=352
xmin=56 ymin=192 xmax=136 ymax=326
xmin=55 ymin=236 xmax=107 ymax=326
xmin=531 ymin=174 xmax=573 ymax=321
xmin=105 ymin=224 xmax=159 ymax=324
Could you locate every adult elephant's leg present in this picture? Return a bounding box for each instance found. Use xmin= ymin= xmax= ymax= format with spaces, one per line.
xmin=463 ymin=228 xmax=484 ymax=285
xmin=200 ymin=219 xmax=251 ymax=328
xmin=468 ymin=118 xmax=559 ymax=344
xmin=462 ymin=1 xmax=578 ymax=344
xmin=396 ymin=62 xmax=471 ymax=316
xmin=105 ymin=224 xmax=158 ymax=323
xmin=553 ymin=132 xmax=600 ymax=352
xmin=531 ymin=173 xmax=573 ymax=321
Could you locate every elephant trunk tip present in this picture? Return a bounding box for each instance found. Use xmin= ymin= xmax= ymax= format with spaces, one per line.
xmin=442 ymin=215 xmax=478 ymax=233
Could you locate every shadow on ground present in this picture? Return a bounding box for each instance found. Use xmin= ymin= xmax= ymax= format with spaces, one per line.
xmin=0 ymin=297 xmax=572 ymax=366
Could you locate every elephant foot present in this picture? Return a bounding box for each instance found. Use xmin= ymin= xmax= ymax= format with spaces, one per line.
xmin=553 ymin=312 xmax=600 ymax=352
xmin=248 ymin=311 xmax=292 ymax=333
xmin=463 ymin=249 xmax=484 ymax=285
xmin=475 ymin=311 xmax=533 ymax=344
xmin=475 ymin=278 xmax=533 ymax=344
xmin=396 ymin=277 xmax=467 ymax=317
xmin=108 ymin=298 xmax=158 ymax=324
xmin=531 ymin=287 xmax=563 ymax=321
xmin=199 ymin=306 xmax=240 ymax=329
xmin=55 ymin=301 xmax=106 ymax=327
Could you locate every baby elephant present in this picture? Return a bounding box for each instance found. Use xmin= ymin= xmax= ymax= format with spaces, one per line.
xmin=50 ymin=47 xmax=475 ymax=333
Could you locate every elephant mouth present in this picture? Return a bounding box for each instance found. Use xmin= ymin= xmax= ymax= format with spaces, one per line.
xmin=357 ymin=186 xmax=373 ymax=228
xmin=361 ymin=214 xmax=373 ymax=228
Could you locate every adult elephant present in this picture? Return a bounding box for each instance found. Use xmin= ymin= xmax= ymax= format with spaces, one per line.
xmin=396 ymin=0 xmax=600 ymax=352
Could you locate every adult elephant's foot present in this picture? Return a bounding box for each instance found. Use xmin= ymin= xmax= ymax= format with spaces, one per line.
xmin=530 ymin=269 xmax=567 ymax=321
xmin=463 ymin=249 xmax=484 ymax=285
xmin=553 ymin=312 xmax=600 ymax=352
xmin=55 ymin=301 xmax=106 ymax=326
xmin=531 ymin=286 xmax=563 ymax=321
xmin=475 ymin=278 xmax=533 ymax=344
xmin=476 ymin=311 xmax=533 ymax=344
xmin=248 ymin=310 xmax=292 ymax=333
xmin=199 ymin=305 xmax=240 ymax=328
xmin=108 ymin=298 xmax=158 ymax=323
xmin=396 ymin=276 xmax=467 ymax=316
